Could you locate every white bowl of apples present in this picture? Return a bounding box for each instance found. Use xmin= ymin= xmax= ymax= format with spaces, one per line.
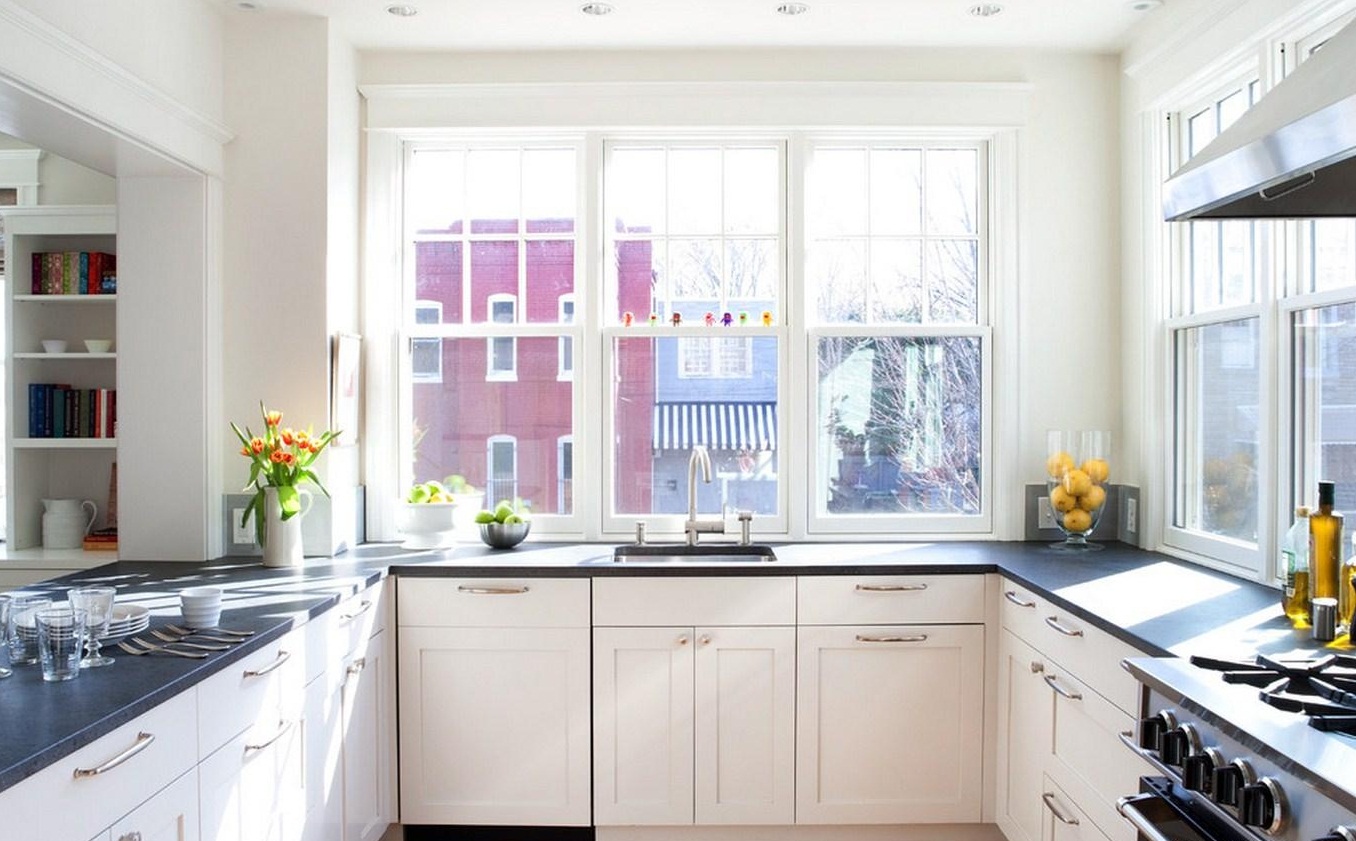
xmin=400 ymin=481 xmax=459 ymax=550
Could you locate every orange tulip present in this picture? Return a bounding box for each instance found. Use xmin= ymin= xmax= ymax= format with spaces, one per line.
xmin=270 ymin=449 xmax=285 ymax=464
xmin=296 ymin=430 xmax=310 ymax=444
xmin=281 ymin=428 xmax=295 ymax=446
xmin=265 ymin=410 xmax=283 ymax=427
xmin=283 ymin=452 xmax=296 ymax=466
xmin=239 ymin=446 xmax=251 ymax=456
xmin=250 ymin=437 xmax=265 ymax=454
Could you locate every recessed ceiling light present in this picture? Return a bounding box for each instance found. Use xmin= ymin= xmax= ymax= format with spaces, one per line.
xmin=968 ymin=3 xmax=1003 ymax=16
xmin=776 ymin=2 xmax=810 ymax=15
xmin=1126 ymin=0 xmax=1164 ymax=9
xmin=385 ymin=4 xmax=418 ymax=16
xmin=580 ymin=2 xmax=615 ymax=15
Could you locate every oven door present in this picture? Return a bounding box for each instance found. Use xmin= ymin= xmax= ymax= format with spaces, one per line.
xmin=1117 ymin=778 xmax=1253 ymax=841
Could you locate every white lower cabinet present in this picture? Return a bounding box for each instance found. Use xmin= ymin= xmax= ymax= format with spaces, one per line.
xmin=109 ymin=769 xmax=200 ymax=841
xmin=997 ymin=629 xmax=1055 ymax=841
xmin=1042 ymin=777 xmax=1112 ymax=841
xmin=398 ymin=621 xmax=593 ymax=825
xmin=795 ymin=624 xmax=985 ymax=824
xmin=198 ymin=693 xmax=307 ymax=841
xmin=342 ymin=630 xmax=396 ymax=841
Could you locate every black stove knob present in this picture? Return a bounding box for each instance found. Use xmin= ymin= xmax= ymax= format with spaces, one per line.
xmin=1183 ymin=753 xmax=1216 ymax=793
xmin=1240 ymin=778 xmax=1285 ymax=834
xmin=1138 ymin=716 xmax=1166 ymax=751
xmin=1213 ymin=765 xmax=1245 ymax=806
xmin=1160 ymin=729 xmax=1189 ymax=766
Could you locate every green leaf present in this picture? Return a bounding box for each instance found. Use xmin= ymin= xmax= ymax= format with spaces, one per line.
xmin=277 ymin=484 xmax=301 ymax=519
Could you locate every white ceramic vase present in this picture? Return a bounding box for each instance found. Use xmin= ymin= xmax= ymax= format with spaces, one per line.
xmin=261 ymin=486 xmax=310 ymax=567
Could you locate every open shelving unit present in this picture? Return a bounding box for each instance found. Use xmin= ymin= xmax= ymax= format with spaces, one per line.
xmin=2 ymin=205 xmax=117 ymax=564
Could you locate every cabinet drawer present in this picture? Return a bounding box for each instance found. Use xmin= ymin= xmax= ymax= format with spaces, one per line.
xmin=0 ymin=690 xmax=196 ymax=841
xmin=1046 ymin=667 xmax=1151 ymax=841
xmin=198 ymin=627 xmax=306 ymax=760
xmin=309 ymin=579 xmax=388 ymax=686
xmin=1042 ymin=776 xmax=1116 ymax=841
xmin=593 ymin=577 xmax=796 ymax=626
xmin=1000 ymin=582 xmax=1143 ymax=715
xmin=400 ymin=577 xmax=590 ymax=628
xmin=798 ymin=575 xmax=985 ymax=625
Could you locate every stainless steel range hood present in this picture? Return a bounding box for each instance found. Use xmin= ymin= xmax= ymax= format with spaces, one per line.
xmin=1163 ymin=18 xmax=1356 ymax=221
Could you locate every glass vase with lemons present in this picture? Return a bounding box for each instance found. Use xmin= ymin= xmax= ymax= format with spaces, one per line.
xmin=1045 ymin=430 xmax=1111 ymax=550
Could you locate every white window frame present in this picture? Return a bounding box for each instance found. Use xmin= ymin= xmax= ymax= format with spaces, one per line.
xmin=364 ymin=85 xmax=1026 ymax=543
xmin=486 ymin=293 xmax=518 ymax=381
xmin=486 ymin=434 xmax=518 ymax=506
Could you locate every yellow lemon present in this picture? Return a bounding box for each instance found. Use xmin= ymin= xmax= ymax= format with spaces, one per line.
xmin=1081 ymin=458 xmax=1110 ymax=484
xmin=1050 ymin=486 xmax=1077 ymax=513
xmin=1063 ymin=508 xmax=1093 ymax=533
xmin=1063 ymin=468 xmax=1093 ymax=497
xmin=1077 ymin=485 xmax=1106 ymax=512
xmin=1046 ymin=451 xmax=1074 ymax=479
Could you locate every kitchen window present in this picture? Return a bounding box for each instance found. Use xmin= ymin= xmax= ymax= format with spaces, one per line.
xmin=394 ymin=131 xmax=996 ymax=538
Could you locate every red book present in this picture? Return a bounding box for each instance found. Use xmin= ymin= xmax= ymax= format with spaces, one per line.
xmin=88 ymin=252 xmax=102 ymax=295
xmin=31 ymin=252 xmax=42 ymax=294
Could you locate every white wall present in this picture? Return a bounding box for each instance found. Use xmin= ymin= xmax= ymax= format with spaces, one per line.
xmin=359 ymin=47 xmax=1123 ymax=537
xmin=0 ymin=134 xmax=116 ymax=204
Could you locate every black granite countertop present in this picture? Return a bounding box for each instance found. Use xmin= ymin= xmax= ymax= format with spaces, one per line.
xmin=0 ymin=538 xmax=1317 ymax=795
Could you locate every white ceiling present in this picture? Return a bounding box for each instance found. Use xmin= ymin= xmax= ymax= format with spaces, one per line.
xmin=241 ymin=0 xmax=1161 ymax=52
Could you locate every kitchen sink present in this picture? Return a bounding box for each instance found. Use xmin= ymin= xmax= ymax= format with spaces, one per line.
xmin=612 ymin=544 xmax=777 ymax=563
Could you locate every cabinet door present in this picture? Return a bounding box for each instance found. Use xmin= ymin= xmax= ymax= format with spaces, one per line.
xmin=109 ymin=768 xmax=199 ymax=841
xmin=342 ymin=631 xmax=394 ymax=841
xmin=693 ymin=626 xmax=795 ymax=825
xmin=796 ymin=624 xmax=985 ymax=824
xmin=199 ymin=713 xmax=306 ymax=841
xmin=997 ymin=630 xmax=1055 ymax=841
xmin=593 ymin=626 xmax=695 ymax=826
xmin=399 ymin=625 xmax=592 ymax=825
xmin=302 ymin=675 xmax=343 ymax=841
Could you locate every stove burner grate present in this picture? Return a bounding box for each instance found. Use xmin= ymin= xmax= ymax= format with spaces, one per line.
xmin=1188 ymin=652 xmax=1356 ymax=734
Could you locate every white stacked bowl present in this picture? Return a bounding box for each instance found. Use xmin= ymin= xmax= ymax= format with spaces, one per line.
xmin=180 ymin=586 xmax=222 ymax=628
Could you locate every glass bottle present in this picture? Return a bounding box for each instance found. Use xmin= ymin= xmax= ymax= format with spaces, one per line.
xmin=1310 ymin=481 xmax=1345 ymax=617
xmin=1281 ymin=506 xmax=1311 ymax=624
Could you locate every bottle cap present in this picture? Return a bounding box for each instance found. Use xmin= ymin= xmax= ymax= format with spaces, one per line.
xmin=1319 ymin=481 xmax=1335 ymax=506
xmin=1313 ymin=597 xmax=1337 ymax=642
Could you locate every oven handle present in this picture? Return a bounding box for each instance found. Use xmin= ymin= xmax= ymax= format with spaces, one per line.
xmin=1117 ymin=794 xmax=1176 ymax=841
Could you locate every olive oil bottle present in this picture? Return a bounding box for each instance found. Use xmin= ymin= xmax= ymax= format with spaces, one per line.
xmin=1282 ymin=506 xmax=1311 ymax=624
xmin=1310 ymin=482 xmax=1345 ymax=620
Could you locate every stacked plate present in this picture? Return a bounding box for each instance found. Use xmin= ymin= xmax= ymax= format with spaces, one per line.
xmin=13 ymin=603 xmax=149 ymax=641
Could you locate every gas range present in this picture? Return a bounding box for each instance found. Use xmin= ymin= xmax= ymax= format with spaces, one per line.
xmin=1120 ymin=655 xmax=1356 ymax=841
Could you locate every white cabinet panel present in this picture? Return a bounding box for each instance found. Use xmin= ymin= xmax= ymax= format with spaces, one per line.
xmin=593 ymin=626 xmax=695 ymax=826
xmin=798 ymin=575 xmax=986 ymax=625
xmin=399 ymin=625 xmax=591 ymax=825
xmin=198 ymin=706 xmax=306 ymax=841
xmin=796 ymin=624 xmax=985 ymax=824
xmin=693 ymin=625 xmax=795 ymax=825
xmin=593 ymin=577 xmax=796 ymax=627
xmin=343 ymin=632 xmax=394 ymax=841
xmin=399 ymin=577 xmax=590 ymax=627
xmin=109 ymin=769 xmax=199 ymax=841
xmin=996 ymin=629 xmax=1053 ymax=841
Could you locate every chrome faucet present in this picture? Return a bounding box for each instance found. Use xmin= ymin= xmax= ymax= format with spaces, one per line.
xmin=685 ymin=445 xmax=724 ymax=546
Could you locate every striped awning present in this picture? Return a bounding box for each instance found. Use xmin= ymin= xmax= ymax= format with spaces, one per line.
xmin=652 ymin=402 xmax=777 ymax=452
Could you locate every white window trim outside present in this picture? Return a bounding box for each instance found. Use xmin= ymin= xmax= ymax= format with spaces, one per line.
xmin=411 ymin=299 xmax=444 ymax=384
xmin=486 ymin=293 xmax=518 ymax=382
xmin=362 ymin=84 xmax=1027 ymax=543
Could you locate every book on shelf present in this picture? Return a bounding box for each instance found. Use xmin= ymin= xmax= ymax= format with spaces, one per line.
xmin=27 ymin=251 xmax=116 ymax=296
xmin=83 ymin=527 xmax=118 ymax=551
xmin=26 ymin=384 xmax=115 ymax=438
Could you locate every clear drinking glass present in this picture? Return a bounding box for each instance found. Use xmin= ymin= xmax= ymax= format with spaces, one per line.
xmin=0 ymin=595 xmax=11 ymax=678
xmin=69 ymin=586 xmax=116 ymax=667
xmin=35 ymin=605 xmax=86 ymax=682
xmin=7 ymin=594 xmax=53 ymax=666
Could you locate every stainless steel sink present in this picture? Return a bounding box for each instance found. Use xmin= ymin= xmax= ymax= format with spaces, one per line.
xmin=612 ymin=544 xmax=777 ymax=563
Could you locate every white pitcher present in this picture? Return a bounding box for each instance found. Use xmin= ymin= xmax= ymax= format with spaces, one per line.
xmin=42 ymin=498 xmax=98 ymax=549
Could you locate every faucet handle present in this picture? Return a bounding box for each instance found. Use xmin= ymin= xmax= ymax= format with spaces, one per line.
xmin=634 ymin=521 xmax=647 ymax=545
xmin=737 ymin=510 xmax=753 ymax=545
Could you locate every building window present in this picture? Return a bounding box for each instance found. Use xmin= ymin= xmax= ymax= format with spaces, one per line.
xmin=486 ymin=435 xmax=518 ymax=507
xmin=557 ymin=435 xmax=573 ymax=514
xmin=411 ymin=300 xmax=443 ymax=383
xmin=678 ymin=336 xmax=752 ymax=378
xmin=558 ymin=294 xmax=575 ymax=380
xmin=487 ymin=294 xmax=518 ymax=380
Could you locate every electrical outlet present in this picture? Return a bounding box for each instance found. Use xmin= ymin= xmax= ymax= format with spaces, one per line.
xmin=232 ymin=508 xmax=253 ymax=544
xmin=1125 ymin=498 xmax=1138 ymax=534
xmin=1037 ymin=498 xmax=1056 ymax=529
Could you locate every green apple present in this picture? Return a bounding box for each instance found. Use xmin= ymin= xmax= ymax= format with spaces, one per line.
xmin=494 ymin=501 xmax=516 ymax=523
xmin=504 ymin=513 xmax=524 ymax=525
xmin=474 ymin=510 xmax=496 ymax=524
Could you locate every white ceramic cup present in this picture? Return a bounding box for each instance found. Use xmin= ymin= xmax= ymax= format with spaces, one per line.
xmin=40 ymin=339 xmax=68 ymax=354
xmin=180 ymin=587 xmax=222 ymax=628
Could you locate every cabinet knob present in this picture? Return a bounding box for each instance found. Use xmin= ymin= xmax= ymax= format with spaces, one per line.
xmin=699 ymin=634 xmax=711 ymax=646
xmin=677 ymin=635 xmax=689 ymax=646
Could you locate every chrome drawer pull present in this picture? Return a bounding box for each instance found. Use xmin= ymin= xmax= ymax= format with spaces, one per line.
xmin=118 ymin=833 xmax=144 ymax=841
xmin=1117 ymin=795 xmax=1173 ymax=841
xmin=1042 ymin=792 xmax=1080 ymax=826
xmin=340 ymin=599 xmax=373 ymax=621
xmin=457 ymin=585 xmax=530 ymax=595
xmin=1030 ymin=661 xmax=1045 ymax=674
xmin=855 ymin=583 xmax=927 ymax=592
xmin=856 ymin=634 xmax=928 ymax=643
xmin=243 ymin=649 xmax=291 ymax=678
xmin=1044 ymin=616 xmax=1084 ymax=637
xmin=1003 ymin=590 xmax=1036 ymax=608
xmin=245 ymin=719 xmax=295 ymax=754
xmin=73 ymin=731 xmax=155 ymax=778
xmin=347 ymin=657 xmax=367 ymax=676
xmin=1043 ymin=673 xmax=1083 ymax=700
